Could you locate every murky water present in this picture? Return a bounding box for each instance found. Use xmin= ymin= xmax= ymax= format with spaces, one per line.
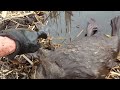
xmin=44 ymin=11 xmax=120 ymax=44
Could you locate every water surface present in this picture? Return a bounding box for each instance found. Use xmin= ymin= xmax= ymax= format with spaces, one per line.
xmin=45 ymin=11 xmax=120 ymax=44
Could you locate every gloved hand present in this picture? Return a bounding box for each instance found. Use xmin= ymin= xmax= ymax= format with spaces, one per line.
xmin=0 ymin=28 xmax=47 ymax=59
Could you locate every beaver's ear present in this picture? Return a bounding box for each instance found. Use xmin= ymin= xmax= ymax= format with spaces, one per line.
xmin=85 ymin=18 xmax=98 ymax=37
xmin=111 ymin=17 xmax=116 ymax=36
xmin=111 ymin=16 xmax=120 ymax=36
xmin=92 ymin=29 xmax=98 ymax=35
xmin=110 ymin=16 xmax=120 ymax=54
xmin=85 ymin=29 xmax=98 ymax=37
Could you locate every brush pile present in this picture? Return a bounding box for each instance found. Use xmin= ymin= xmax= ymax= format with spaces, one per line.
xmin=0 ymin=11 xmax=60 ymax=79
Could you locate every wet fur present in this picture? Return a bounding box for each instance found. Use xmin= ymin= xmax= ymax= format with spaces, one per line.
xmin=32 ymin=16 xmax=120 ymax=79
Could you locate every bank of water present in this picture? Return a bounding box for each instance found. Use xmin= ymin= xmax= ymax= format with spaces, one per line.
xmin=44 ymin=11 xmax=120 ymax=44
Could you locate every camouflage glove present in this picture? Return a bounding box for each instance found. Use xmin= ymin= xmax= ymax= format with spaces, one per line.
xmin=0 ymin=28 xmax=47 ymax=59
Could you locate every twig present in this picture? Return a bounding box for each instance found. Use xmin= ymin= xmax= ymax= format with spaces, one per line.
xmin=15 ymin=23 xmax=20 ymax=29
xmin=15 ymin=72 xmax=19 ymax=79
xmin=4 ymin=70 xmax=13 ymax=76
xmin=33 ymin=66 xmax=37 ymax=79
xmin=76 ymin=29 xmax=84 ymax=37
xmin=1 ymin=11 xmax=8 ymax=18
xmin=43 ymin=11 xmax=60 ymax=23
xmin=22 ymin=54 xmax=34 ymax=66
xmin=28 ymin=25 xmax=35 ymax=31
xmin=110 ymin=71 xmax=120 ymax=76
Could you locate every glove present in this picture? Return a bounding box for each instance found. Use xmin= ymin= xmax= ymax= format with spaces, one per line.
xmin=0 ymin=28 xmax=47 ymax=59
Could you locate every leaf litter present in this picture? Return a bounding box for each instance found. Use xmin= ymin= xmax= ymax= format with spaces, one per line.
xmin=0 ymin=11 xmax=62 ymax=79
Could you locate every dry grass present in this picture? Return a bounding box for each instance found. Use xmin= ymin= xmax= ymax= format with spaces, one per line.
xmin=0 ymin=11 xmax=63 ymax=79
xmin=105 ymin=52 xmax=120 ymax=79
xmin=0 ymin=11 xmax=48 ymax=79
xmin=106 ymin=65 xmax=120 ymax=79
xmin=0 ymin=54 xmax=42 ymax=79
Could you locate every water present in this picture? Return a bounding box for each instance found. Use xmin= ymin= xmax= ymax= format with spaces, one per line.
xmin=44 ymin=11 xmax=120 ymax=44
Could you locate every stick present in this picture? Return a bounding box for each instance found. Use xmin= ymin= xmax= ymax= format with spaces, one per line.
xmin=1 ymin=11 xmax=8 ymax=18
xmin=22 ymin=54 xmax=34 ymax=66
xmin=76 ymin=29 xmax=84 ymax=37
xmin=110 ymin=71 xmax=120 ymax=76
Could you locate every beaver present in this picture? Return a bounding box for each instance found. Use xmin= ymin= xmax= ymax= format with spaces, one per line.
xmin=30 ymin=16 xmax=120 ymax=79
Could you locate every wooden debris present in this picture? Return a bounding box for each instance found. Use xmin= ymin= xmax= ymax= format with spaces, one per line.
xmin=21 ymin=54 xmax=34 ymax=66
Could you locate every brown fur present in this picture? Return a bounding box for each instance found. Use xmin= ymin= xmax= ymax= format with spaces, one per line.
xmin=32 ymin=16 xmax=120 ymax=79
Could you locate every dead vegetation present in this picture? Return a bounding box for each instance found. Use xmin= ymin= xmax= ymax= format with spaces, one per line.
xmin=0 ymin=11 xmax=61 ymax=79
xmin=105 ymin=52 xmax=120 ymax=79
